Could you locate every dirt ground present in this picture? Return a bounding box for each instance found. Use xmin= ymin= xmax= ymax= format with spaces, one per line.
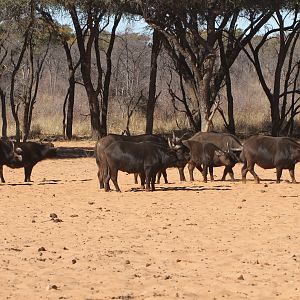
xmin=1 ymin=140 xmax=300 ymax=300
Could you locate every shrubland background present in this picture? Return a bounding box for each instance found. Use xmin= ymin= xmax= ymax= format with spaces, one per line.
xmin=0 ymin=1 xmax=299 ymax=140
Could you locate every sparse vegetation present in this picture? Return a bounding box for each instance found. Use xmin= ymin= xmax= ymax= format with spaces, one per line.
xmin=0 ymin=1 xmax=299 ymax=140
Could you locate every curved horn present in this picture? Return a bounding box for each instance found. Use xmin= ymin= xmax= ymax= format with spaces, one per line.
xmin=230 ymin=147 xmax=243 ymax=152
xmin=172 ymin=131 xmax=177 ymax=142
xmin=168 ymin=137 xmax=173 ymax=148
xmin=178 ymin=132 xmax=190 ymax=142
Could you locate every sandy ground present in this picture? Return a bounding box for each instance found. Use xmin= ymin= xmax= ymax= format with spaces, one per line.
xmin=1 ymin=140 xmax=300 ymax=300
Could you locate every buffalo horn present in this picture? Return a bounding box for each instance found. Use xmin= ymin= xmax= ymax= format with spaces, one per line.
xmin=230 ymin=147 xmax=242 ymax=151
xmin=168 ymin=137 xmax=173 ymax=148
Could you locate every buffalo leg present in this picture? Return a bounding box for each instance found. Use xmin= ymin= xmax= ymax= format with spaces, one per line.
xmin=241 ymin=163 xmax=248 ymax=183
xmin=162 ymin=169 xmax=168 ymax=183
xmin=151 ymin=173 xmax=156 ymax=191
xmin=188 ymin=162 xmax=196 ymax=181
xmin=178 ymin=167 xmax=186 ymax=181
xmin=276 ymin=167 xmax=282 ymax=183
xmin=221 ymin=166 xmax=234 ymax=181
xmin=140 ymin=173 xmax=145 ymax=189
xmin=134 ymin=173 xmax=138 ymax=184
xmin=110 ymin=169 xmax=121 ymax=192
xmin=202 ymin=165 xmax=208 ymax=183
xmin=97 ymin=164 xmax=104 ymax=189
xmin=156 ymin=170 xmax=168 ymax=184
xmin=0 ymin=165 xmax=5 ymax=183
xmin=248 ymin=163 xmax=260 ymax=183
xmin=103 ymin=163 xmax=111 ymax=192
xmin=145 ymin=168 xmax=152 ymax=192
xmin=289 ymin=167 xmax=297 ymax=183
xmin=156 ymin=171 xmax=161 ymax=184
xmin=24 ymin=166 xmax=33 ymax=182
xmin=209 ymin=166 xmax=214 ymax=181
xmin=196 ymin=165 xmax=203 ymax=173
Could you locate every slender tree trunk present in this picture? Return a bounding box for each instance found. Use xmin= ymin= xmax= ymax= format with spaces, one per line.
xmin=23 ymin=102 xmax=30 ymax=141
xmin=271 ymin=99 xmax=281 ymax=136
xmin=88 ymin=90 xmax=101 ymax=139
xmin=66 ymin=77 xmax=75 ymax=139
xmin=100 ymin=14 xmax=121 ymax=137
xmin=63 ymin=40 xmax=77 ymax=140
xmin=146 ymin=29 xmax=162 ymax=134
xmin=225 ymin=73 xmax=235 ymax=134
xmin=0 ymin=88 xmax=7 ymax=138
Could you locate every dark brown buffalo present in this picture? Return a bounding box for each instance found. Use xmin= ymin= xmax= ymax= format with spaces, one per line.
xmin=242 ymin=135 xmax=300 ymax=183
xmin=173 ymin=132 xmax=242 ymax=181
xmin=0 ymin=142 xmax=56 ymax=182
xmin=0 ymin=140 xmax=23 ymax=174
xmin=101 ymin=141 xmax=190 ymax=192
xmin=95 ymin=134 xmax=169 ymax=189
xmin=182 ymin=140 xmax=236 ymax=182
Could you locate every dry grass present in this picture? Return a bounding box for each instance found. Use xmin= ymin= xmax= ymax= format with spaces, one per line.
xmin=3 ymin=108 xmax=300 ymax=140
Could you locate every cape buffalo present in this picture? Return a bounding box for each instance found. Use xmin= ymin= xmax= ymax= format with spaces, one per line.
xmin=0 ymin=140 xmax=23 ymax=173
xmin=241 ymin=135 xmax=300 ymax=183
xmin=0 ymin=142 xmax=56 ymax=182
xmin=95 ymin=134 xmax=169 ymax=189
xmin=182 ymin=140 xmax=236 ymax=182
xmin=172 ymin=131 xmax=242 ymax=181
xmin=101 ymin=141 xmax=190 ymax=192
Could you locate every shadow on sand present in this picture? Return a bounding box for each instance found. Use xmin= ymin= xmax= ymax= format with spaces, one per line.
xmin=4 ymin=178 xmax=93 ymax=186
xmin=127 ymin=185 xmax=232 ymax=192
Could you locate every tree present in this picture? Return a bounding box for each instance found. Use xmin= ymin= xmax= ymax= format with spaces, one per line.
xmin=133 ymin=0 xmax=275 ymax=130
xmin=145 ymin=29 xmax=162 ymax=134
xmin=38 ymin=7 xmax=81 ymax=139
xmin=241 ymin=6 xmax=300 ymax=136
xmin=65 ymin=0 xmax=122 ymax=138
xmin=112 ymin=31 xmax=149 ymax=134
xmin=0 ymin=28 xmax=9 ymax=138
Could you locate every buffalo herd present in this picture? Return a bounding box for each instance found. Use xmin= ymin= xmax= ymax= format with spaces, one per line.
xmin=1 ymin=132 xmax=300 ymax=190
xmin=95 ymin=132 xmax=300 ymax=192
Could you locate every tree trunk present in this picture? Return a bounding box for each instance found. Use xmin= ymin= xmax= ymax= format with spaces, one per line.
xmin=0 ymin=88 xmax=7 ymax=138
xmin=225 ymin=73 xmax=235 ymax=134
xmin=271 ymin=100 xmax=281 ymax=136
xmin=23 ymin=102 xmax=30 ymax=141
xmin=146 ymin=29 xmax=162 ymax=134
xmin=66 ymin=77 xmax=75 ymax=139
xmin=88 ymin=91 xmax=101 ymax=139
